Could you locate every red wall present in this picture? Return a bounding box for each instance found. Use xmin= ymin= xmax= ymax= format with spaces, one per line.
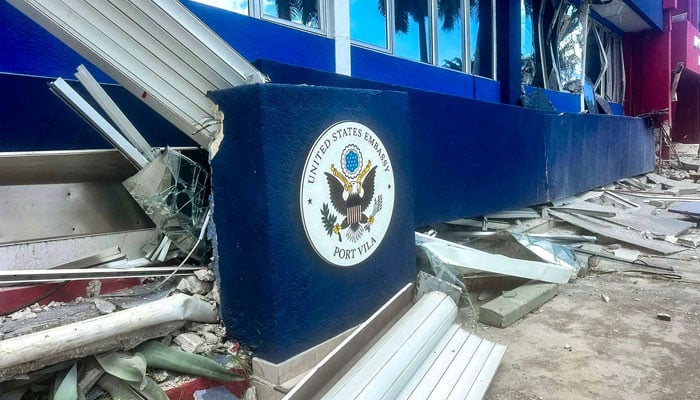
xmin=670 ymin=19 xmax=700 ymax=142
xmin=624 ymin=29 xmax=672 ymax=118
xmin=672 ymin=73 xmax=700 ymax=142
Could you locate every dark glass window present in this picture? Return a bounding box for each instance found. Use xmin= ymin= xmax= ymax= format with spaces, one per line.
xmin=351 ymin=0 xmax=388 ymax=48
xmin=470 ymin=0 xmax=494 ymax=78
xmin=394 ymin=0 xmax=433 ymax=64
xmin=263 ymin=0 xmax=321 ymax=29
xmin=437 ymin=0 xmax=464 ymax=71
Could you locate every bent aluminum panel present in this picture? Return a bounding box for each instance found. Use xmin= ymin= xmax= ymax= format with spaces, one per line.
xmin=7 ymin=0 xmax=266 ymax=149
xmin=0 ymin=182 xmax=154 ymax=245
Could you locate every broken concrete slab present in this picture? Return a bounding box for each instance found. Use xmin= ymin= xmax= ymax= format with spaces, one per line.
xmin=647 ymin=173 xmax=700 ymax=194
xmin=605 ymin=213 xmax=696 ymax=237
xmin=479 ymin=280 xmax=559 ymax=328
xmin=174 ymin=332 xmax=206 ymax=353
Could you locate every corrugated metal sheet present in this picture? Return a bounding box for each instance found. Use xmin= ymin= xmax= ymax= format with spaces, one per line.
xmin=319 ymin=291 xmax=506 ymax=400
xmin=7 ymin=0 xmax=266 ymax=150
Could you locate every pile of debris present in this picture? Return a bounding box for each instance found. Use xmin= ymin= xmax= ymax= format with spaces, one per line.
xmin=0 ymin=59 xmax=255 ymax=398
xmin=416 ymin=168 xmax=700 ymax=329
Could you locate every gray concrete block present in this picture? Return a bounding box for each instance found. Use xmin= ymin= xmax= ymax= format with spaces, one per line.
xmin=479 ymin=280 xmax=559 ymax=328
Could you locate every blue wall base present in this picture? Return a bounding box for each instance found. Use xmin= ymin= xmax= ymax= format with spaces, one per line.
xmin=209 ymin=84 xmax=415 ymax=363
xmin=253 ymin=60 xmax=655 ymax=226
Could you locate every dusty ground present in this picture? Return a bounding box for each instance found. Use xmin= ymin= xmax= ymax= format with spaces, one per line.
xmin=480 ymin=271 xmax=700 ymax=400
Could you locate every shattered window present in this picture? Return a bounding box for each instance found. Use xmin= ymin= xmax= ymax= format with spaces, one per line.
xmin=394 ymin=0 xmax=433 ymax=64
xmin=587 ymin=20 xmax=624 ymax=104
xmin=123 ymin=149 xmax=210 ymax=255
xmin=555 ymin=2 xmax=585 ymax=92
xmin=521 ymin=0 xmax=537 ymax=86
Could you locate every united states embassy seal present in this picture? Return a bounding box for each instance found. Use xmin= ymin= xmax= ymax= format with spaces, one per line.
xmin=300 ymin=121 xmax=395 ymax=267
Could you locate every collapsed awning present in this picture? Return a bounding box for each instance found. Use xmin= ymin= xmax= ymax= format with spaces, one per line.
xmin=7 ymin=0 xmax=266 ymax=150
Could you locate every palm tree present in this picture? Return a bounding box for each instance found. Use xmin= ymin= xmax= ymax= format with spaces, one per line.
xmin=380 ymin=0 xmax=462 ymax=64
xmin=274 ymin=0 xmax=319 ymax=27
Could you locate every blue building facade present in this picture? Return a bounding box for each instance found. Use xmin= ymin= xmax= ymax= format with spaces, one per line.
xmin=0 ymin=0 xmax=665 ymax=363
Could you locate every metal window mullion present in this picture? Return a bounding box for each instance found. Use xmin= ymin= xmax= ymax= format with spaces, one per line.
xmin=388 ymin=0 xmax=395 ymax=54
xmin=537 ymin=0 xmax=547 ymax=88
xmin=619 ymin=37 xmax=625 ymax=103
xmin=547 ymin=0 xmax=563 ymax=91
xmin=250 ymin=0 xmax=261 ymax=18
xmin=580 ymin=2 xmax=589 ymax=112
xmin=592 ymin=27 xmax=607 ymax=95
xmin=431 ymin=0 xmax=438 ymax=65
xmin=491 ymin=0 xmax=496 ymax=80
xmin=462 ymin=0 xmax=469 ymax=73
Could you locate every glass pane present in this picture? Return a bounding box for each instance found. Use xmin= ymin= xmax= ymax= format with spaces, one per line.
xmin=556 ymin=2 xmax=584 ymax=91
xmin=193 ymin=0 xmax=249 ymax=15
xmin=470 ymin=0 xmax=493 ymax=77
xmin=263 ymin=0 xmax=320 ymax=29
xmin=521 ymin=0 xmax=536 ymax=85
xmin=351 ymin=0 xmax=388 ymax=48
xmin=437 ymin=0 xmax=463 ymax=71
xmin=394 ymin=0 xmax=432 ymax=64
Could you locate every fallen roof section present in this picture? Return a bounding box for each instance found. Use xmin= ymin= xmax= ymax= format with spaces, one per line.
xmin=7 ymin=0 xmax=266 ymax=150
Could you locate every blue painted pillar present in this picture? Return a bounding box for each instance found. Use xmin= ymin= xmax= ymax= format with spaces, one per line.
xmin=208 ymin=84 xmax=415 ymax=362
xmin=496 ymin=0 xmax=522 ymax=105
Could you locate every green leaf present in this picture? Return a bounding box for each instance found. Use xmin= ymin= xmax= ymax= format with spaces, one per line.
xmin=126 ymin=377 xmax=168 ymax=400
xmin=0 ymin=388 xmax=28 ymax=400
xmin=136 ymin=341 xmax=244 ymax=382
xmin=51 ymin=364 xmax=78 ymax=400
xmin=0 ymin=361 xmax=76 ymax=394
xmin=95 ymin=352 xmax=146 ymax=384
xmin=96 ymin=374 xmax=143 ymax=400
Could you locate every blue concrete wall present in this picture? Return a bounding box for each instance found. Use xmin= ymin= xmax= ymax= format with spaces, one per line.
xmin=210 ymin=84 xmax=415 ymax=362
xmin=252 ymin=60 xmax=655 ymax=226
xmin=545 ymin=113 xmax=655 ymax=199
xmin=0 ymin=73 xmax=195 ymax=151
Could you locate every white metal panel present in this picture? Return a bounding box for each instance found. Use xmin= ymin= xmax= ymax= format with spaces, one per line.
xmin=7 ymin=0 xmax=266 ymax=149
xmin=75 ymin=65 xmax=157 ymax=161
xmin=285 ymin=283 xmax=506 ymax=400
xmin=322 ymin=291 xmax=457 ymax=400
xmin=49 ymin=78 xmax=149 ymax=169
xmin=415 ymin=232 xmax=574 ymax=284
xmin=591 ymin=1 xmax=652 ymax=33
